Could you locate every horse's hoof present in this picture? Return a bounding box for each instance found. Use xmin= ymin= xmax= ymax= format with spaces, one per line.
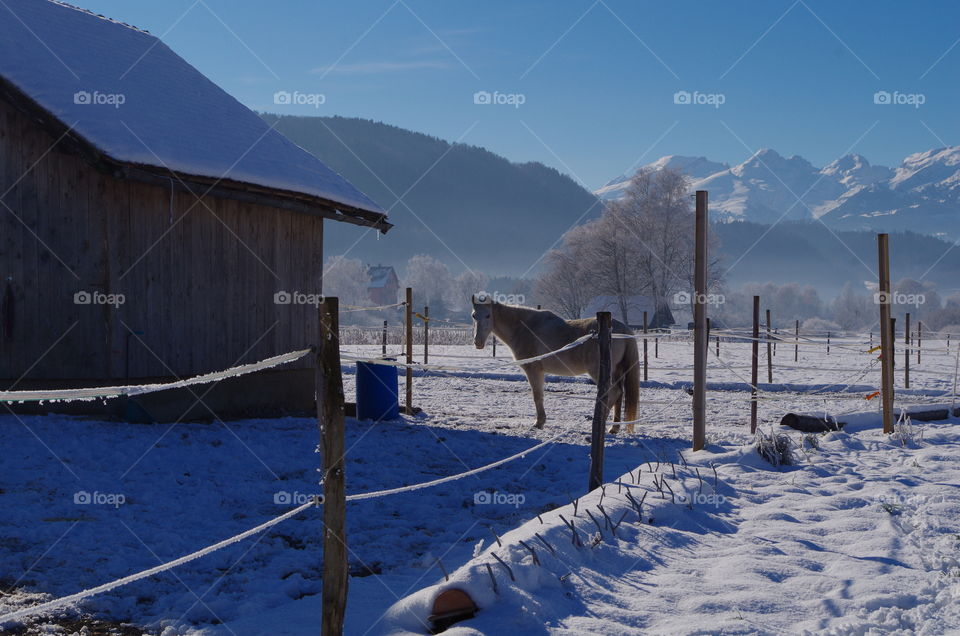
xmin=533 ymin=422 xmax=545 ymax=430
xmin=608 ymin=424 xmax=621 ymax=435
xmin=625 ymin=424 xmax=636 ymax=435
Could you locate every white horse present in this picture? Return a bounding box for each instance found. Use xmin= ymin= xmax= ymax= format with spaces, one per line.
xmin=471 ymin=295 xmax=640 ymax=433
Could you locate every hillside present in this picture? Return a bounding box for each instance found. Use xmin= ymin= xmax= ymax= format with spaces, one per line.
xmin=260 ymin=114 xmax=601 ymax=275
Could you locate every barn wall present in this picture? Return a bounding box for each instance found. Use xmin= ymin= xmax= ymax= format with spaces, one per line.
xmin=0 ymin=98 xmax=324 ymax=381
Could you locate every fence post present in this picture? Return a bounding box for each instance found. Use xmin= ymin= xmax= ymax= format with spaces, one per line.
xmin=492 ymin=335 xmax=497 ymax=357
xmin=317 ymin=297 xmax=347 ymax=636
xmin=642 ymin=310 xmax=648 ymax=382
xmin=795 ymin=320 xmax=799 ymax=362
xmin=891 ymin=318 xmax=896 ymax=369
xmin=381 ymin=320 xmax=387 ymax=357
xmin=751 ymin=295 xmax=760 ymax=434
xmin=917 ymin=320 xmax=922 ymax=365
xmin=877 ymin=233 xmax=894 ymax=434
xmin=904 ymin=312 xmax=910 ymax=389
xmin=588 ymin=311 xmax=612 ymax=491
xmin=655 ymin=336 xmax=659 ymax=359
xmin=424 ymin=306 xmax=430 ymax=365
xmin=692 ymin=190 xmax=708 ymax=451
xmin=827 ymin=331 xmax=831 ymax=356
xmin=766 ymin=309 xmax=773 ymax=384
xmin=405 ymin=288 xmax=413 ymax=415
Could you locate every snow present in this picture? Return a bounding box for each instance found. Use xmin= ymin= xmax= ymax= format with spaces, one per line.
xmin=1 ymin=334 xmax=959 ymax=634
xmin=0 ymin=0 xmax=385 ymax=216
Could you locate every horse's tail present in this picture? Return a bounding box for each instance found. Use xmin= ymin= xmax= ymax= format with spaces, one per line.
xmin=617 ymin=340 xmax=640 ymax=424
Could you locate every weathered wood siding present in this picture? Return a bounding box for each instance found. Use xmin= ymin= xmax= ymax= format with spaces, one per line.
xmin=0 ymin=98 xmax=323 ymax=381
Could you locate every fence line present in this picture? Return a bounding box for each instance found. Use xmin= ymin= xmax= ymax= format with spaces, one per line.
xmin=0 ymin=349 xmax=312 ymax=404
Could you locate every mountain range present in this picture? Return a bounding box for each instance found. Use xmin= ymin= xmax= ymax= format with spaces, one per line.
xmin=597 ymin=148 xmax=960 ymax=239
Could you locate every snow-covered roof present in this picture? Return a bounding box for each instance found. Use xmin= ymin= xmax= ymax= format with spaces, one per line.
xmin=0 ymin=0 xmax=390 ymax=231
xmin=367 ymin=265 xmax=398 ymax=289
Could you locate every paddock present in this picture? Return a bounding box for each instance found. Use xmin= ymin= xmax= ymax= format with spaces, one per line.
xmin=1 ymin=309 xmax=958 ymax=633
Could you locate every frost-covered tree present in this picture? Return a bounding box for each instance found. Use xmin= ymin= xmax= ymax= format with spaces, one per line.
xmin=450 ymin=270 xmax=489 ymax=313
xmin=322 ymin=256 xmax=371 ymax=307
xmin=403 ymin=254 xmax=454 ymax=315
xmin=831 ymin=282 xmax=873 ymax=331
xmin=536 ymin=224 xmax=595 ymax=319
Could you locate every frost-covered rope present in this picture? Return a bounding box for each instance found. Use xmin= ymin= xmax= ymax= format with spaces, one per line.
xmin=0 ymin=496 xmax=318 ymax=626
xmin=339 ymin=302 xmax=406 ymax=312
xmin=0 ymin=349 xmax=313 ymax=404
xmin=345 ymin=429 xmax=571 ymax=501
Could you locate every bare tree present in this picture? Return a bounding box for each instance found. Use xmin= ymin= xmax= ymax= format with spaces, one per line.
xmin=536 ymin=224 xmax=595 ymax=319
xmin=403 ymin=254 xmax=455 ymax=314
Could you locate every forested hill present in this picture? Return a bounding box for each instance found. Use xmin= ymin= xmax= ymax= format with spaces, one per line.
xmin=260 ymin=113 xmax=601 ymax=275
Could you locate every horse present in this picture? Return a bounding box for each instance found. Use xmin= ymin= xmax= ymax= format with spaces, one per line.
xmin=471 ymin=294 xmax=640 ymax=434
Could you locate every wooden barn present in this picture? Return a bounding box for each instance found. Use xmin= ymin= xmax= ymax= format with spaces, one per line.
xmin=0 ymin=0 xmax=390 ymax=418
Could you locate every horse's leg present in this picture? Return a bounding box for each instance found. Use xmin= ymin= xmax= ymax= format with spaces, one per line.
xmin=588 ymin=367 xmax=623 ymax=435
xmin=522 ymin=364 xmax=547 ymax=428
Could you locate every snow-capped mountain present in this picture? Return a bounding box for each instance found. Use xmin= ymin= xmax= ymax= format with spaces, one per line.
xmin=597 ymin=148 xmax=960 ymax=238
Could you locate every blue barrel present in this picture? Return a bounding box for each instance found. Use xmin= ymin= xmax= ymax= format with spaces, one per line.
xmin=355 ymin=359 xmax=400 ymax=421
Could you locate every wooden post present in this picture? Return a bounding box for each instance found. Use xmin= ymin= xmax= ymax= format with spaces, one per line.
xmin=423 ymin=306 xmax=429 ymax=365
xmin=588 ymin=311 xmax=612 ymax=491
xmin=917 ymin=321 xmax=922 ymax=365
xmin=537 ymin=304 xmax=542 ymax=310
xmin=750 ymin=295 xmax=760 ymax=434
xmin=891 ymin=318 xmax=896 ymax=369
xmin=904 ymin=312 xmax=910 ymax=389
xmin=405 ymin=288 xmax=413 ymax=415
xmin=381 ymin=320 xmax=387 ymax=357
xmin=766 ymin=309 xmax=773 ymax=384
xmin=716 ymin=333 xmax=720 ymax=357
xmin=692 ymin=190 xmax=708 ymax=451
xmin=827 ymin=331 xmax=831 ymax=355
xmin=317 ymin=298 xmax=347 ymax=636
xmin=492 ymin=335 xmax=497 ymax=357
xmin=773 ymin=330 xmax=777 ymax=357
xmin=642 ymin=310 xmax=648 ymax=383
xmin=794 ymin=320 xmax=799 ymax=362
xmin=877 ymin=234 xmax=894 ymax=434
xmin=655 ymin=336 xmax=659 ymax=359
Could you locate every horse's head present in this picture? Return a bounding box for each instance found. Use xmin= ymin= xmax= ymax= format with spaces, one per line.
xmin=471 ymin=292 xmax=494 ymax=349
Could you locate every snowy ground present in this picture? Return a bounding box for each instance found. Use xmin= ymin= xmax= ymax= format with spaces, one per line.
xmin=1 ymin=333 xmax=958 ymax=634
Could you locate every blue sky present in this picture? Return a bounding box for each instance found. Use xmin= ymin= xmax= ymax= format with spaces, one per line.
xmin=79 ymin=0 xmax=960 ymax=190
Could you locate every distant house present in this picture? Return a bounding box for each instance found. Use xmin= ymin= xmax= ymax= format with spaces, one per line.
xmin=367 ymin=265 xmax=400 ymax=306
xmin=0 ymin=0 xmax=389 ymax=417
xmin=584 ymin=296 xmax=674 ymax=329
